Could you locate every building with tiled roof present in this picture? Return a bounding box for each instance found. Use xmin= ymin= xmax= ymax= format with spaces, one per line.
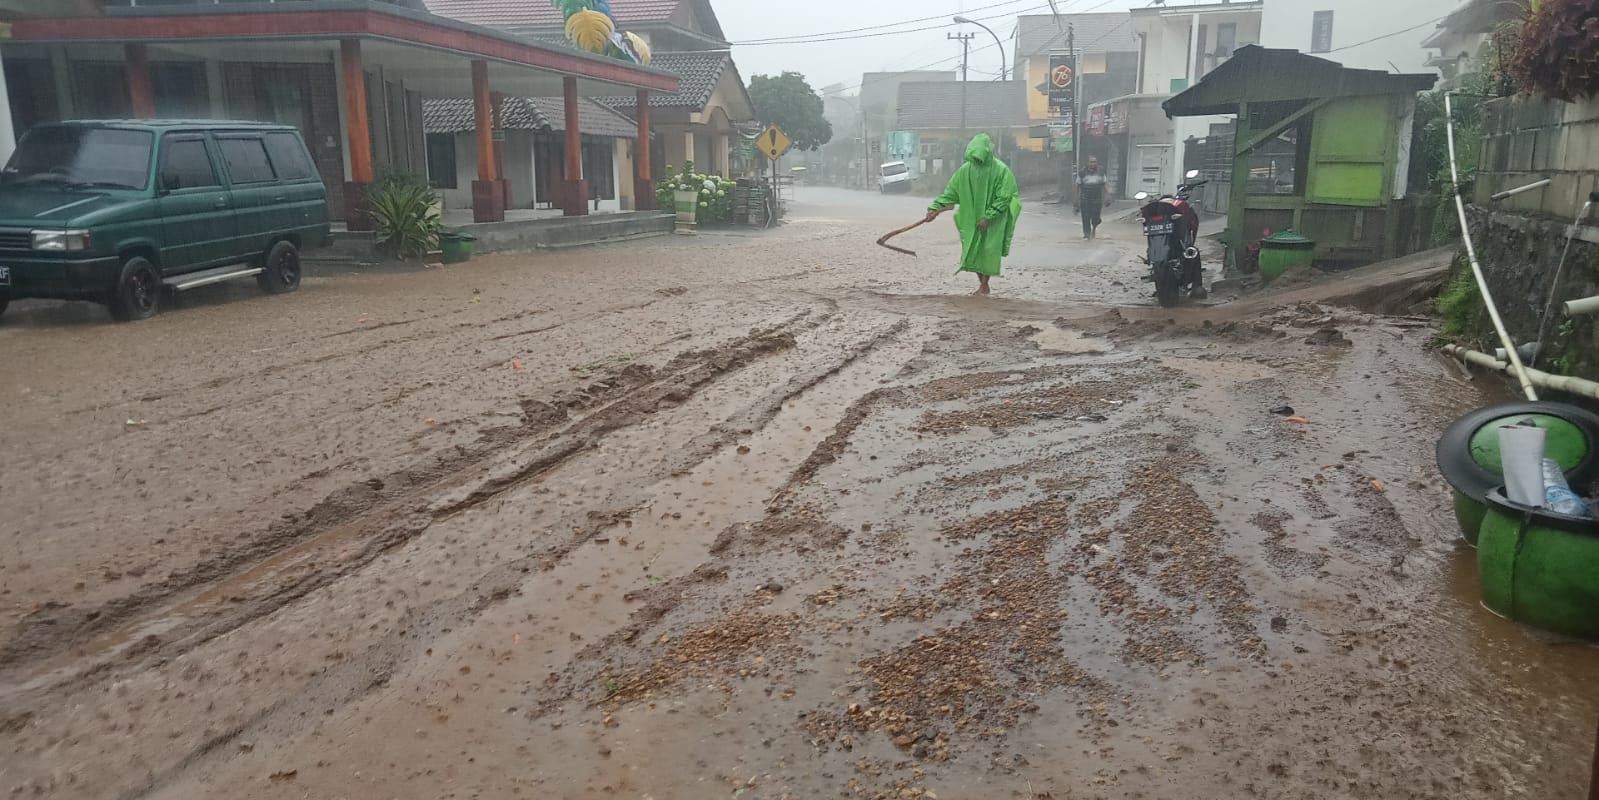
xmin=426 ymin=0 xmax=754 ymax=177
xmin=422 ymin=94 xmax=646 ymax=212
xmin=426 ymin=0 xmax=726 ymax=49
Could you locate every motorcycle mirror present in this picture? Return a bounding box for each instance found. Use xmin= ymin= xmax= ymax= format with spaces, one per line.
xmin=1185 ymin=169 xmax=1201 ymax=180
xmin=1134 ymin=191 xmax=1150 ymax=201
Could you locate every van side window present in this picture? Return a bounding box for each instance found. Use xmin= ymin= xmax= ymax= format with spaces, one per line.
xmin=263 ymin=132 xmax=316 ymax=181
xmin=219 ymin=137 xmax=276 ymax=184
xmin=161 ymin=138 xmax=219 ymax=190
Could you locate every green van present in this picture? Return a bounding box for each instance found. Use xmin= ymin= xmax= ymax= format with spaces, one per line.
xmin=0 ymin=120 xmax=331 ymax=321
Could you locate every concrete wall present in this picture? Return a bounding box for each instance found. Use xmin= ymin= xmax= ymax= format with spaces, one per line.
xmin=1135 ymin=9 xmax=1262 ymax=95
xmin=1459 ymin=94 xmax=1599 ymax=383
xmin=442 ymin=131 xmax=537 ymax=212
xmin=1475 ymin=95 xmax=1599 ymax=222
xmin=1259 ymin=0 xmax=1458 ymax=74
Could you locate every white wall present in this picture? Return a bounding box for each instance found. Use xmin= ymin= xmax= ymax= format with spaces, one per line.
xmin=1135 ymin=9 xmax=1262 ymax=94
xmin=1260 ymin=0 xmax=1459 ymax=74
xmin=442 ymin=131 xmax=537 ymax=212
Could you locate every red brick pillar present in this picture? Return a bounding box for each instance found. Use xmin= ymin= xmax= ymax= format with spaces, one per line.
xmin=562 ymin=77 xmax=588 ymax=217
xmin=471 ymin=60 xmax=505 ymax=223
xmin=126 ymin=44 xmax=155 ymax=119
xmin=340 ymin=39 xmax=376 ymax=231
xmin=634 ymin=89 xmax=654 ymax=211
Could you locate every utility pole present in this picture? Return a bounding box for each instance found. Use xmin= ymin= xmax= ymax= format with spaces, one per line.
xmin=1069 ymin=23 xmax=1080 ymax=207
xmin=949 ymin=31 xmax=974 ymax=137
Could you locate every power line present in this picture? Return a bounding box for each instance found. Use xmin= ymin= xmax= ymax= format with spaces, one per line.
xmin=732 ymin=3 xmax=1053 ymax=47
xmin=1324 ymin=15 xmax=1448 ymax=55
xmin=732 ymin=0 xmax=1041 ymax=45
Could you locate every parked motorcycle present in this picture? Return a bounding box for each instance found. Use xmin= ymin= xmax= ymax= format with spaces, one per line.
xmin=1134 ymin=169 xmax=1208 ymax=308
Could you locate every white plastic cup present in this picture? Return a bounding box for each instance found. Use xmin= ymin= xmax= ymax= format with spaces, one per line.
xmin=1499 ymin=424 xmax=1548 ymax=507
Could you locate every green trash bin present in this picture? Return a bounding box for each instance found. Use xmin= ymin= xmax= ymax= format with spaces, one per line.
xmin=439 ymin=231 xmax=476 ymax=264
xmin=1478 ymin=488 xmax=1599 ymax=641
xmin=1257 ymin=229 xmax=1315 ymax=282
xmin=1436 ymin=402 xmax=1599 ymax=546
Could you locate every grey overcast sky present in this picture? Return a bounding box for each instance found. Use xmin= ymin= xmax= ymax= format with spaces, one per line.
xmin=717 ymin=0 xmax=1155 ymax=92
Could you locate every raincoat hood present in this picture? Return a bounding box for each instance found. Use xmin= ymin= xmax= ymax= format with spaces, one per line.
xmin=965 ymin=134 xmax=994 ymax=165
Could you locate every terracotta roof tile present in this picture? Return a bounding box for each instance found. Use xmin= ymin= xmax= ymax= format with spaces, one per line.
xmin=425 ymin=0 xmax=681 ymax=30
xmin=423 ymin=95 xmax=639 ymax=138
xmin=595 ymin=49 xmax=729 ymax=111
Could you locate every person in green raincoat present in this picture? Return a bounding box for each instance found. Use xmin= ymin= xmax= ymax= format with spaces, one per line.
xmin=924 ymin=133 xmax=1022 ymax=296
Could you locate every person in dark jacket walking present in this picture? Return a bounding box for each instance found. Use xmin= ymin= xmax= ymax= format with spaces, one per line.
xmin=1076 ymin=156 xmax=1107 ymax=240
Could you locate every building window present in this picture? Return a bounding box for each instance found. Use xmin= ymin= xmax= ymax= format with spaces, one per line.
xmin=1216 ymin=23 xmax=1237 ymax=59
xmin=582 ymin=137 xmax=615 ymax=201
xmin=152 ymin=63 xmax=208 ymax=118
xmin=426 ymin=133 xmax=457 ymax=190
xmin=1311 ymin=11 xmax=1334 ymax=53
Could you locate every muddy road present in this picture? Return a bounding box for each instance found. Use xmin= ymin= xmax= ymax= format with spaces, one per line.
xmin=1 ymin=188 xmax=1594 ymax=799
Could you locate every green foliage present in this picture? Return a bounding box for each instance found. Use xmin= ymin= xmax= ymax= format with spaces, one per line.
xmin=1511 ymin=0 xmax=1599 ymax=100
xmin=1436 ymin=264 xmax=1484 ymax=340
xmin=655 ymin=161 xmax=736 ymax=225
xmin=1412 ymin=33 xmax=1516 ymax=246
xmin=367 ymin=173 xmax=440 ymax=260
xmin=748 ymin=72 xmax=834 ymax=152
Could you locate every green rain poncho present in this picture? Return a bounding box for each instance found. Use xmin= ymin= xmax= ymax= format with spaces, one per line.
xmin=928 ymin=133 xmax=1022 ymax=277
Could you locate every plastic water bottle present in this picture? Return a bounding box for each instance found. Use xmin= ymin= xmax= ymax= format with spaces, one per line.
xmin=1542 ymin=458 xmax=1591 ymax=517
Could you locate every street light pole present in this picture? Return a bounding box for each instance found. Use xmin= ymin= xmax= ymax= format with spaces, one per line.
xmin=953 ymin=16 xmax=1007 ymax=82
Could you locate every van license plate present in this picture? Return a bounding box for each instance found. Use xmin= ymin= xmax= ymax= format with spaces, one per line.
xmin=0 ymin=266 xmax=10 ymax=285
xmin=1143 ymin=222 xmax=1174 ymax=236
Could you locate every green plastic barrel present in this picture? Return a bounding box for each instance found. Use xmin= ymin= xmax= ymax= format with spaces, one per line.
xmin=1436 ymin=403 xmax=1599 ymax=546
xmin=1478 ymin=488 xmax=1599 ymax=641
xmin=1258 ymin=229 xmax=1315 ymax=282
xmin=439 ymin=231 xmax=476 ymax=264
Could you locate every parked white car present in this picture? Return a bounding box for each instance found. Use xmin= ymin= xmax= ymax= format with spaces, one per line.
xmin=879 ymin=161 xmax=911 ymax=194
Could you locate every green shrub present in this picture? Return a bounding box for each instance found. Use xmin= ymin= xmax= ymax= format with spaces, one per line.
xmin=368 ymin=173 xmax=440 ymax=260
xmin=1437 ymin=263 xmax=1483 ymax=340
xmin=655 ymin=160 xmax=736 ymax=224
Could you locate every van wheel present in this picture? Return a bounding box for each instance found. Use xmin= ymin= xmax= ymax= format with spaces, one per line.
xmin=258 ymin=240 xmax=302 ymax=295
xmin=108 ymin=256 xmax=161 ymax=322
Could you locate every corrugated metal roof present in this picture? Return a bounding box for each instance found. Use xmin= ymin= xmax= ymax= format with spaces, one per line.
xmin=895 ymin=81 xmax=1030 ymax=131
xmin=423 ymin=95 xmax=639 ymax=138
xmin=1015 ymin=13 xmax=1139 ymax=57
xmin=425 ymin=0 xmax=681 ymax=30
xmin=1164 ymin=46 xmax=1439 ymax=117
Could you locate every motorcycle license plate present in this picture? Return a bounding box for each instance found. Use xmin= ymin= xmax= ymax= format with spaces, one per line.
xmin=1143 ymin=221 xmax=1174 ymax=236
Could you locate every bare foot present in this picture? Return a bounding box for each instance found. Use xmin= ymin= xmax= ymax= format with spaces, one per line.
xmin=974 ymin=285 xmax=991 ymax=296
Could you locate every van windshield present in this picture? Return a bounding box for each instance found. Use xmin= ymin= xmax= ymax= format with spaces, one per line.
xmin=3 ymin=127 xmax=154 ymax=190
xmin=881 ymin=163 xmax=909 ymax=177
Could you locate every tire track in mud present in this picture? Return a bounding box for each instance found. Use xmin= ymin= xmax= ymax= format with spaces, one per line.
xmin=0 ymin=311 xmax=830 ymax=690
xmin=85 ymin=315 xmax=925 ymax=800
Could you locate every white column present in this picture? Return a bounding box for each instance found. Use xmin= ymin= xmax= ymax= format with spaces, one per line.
xmin=1188 ymin=14 xmax=1201 ymax=86
xmin=0 ymin=49 xmax=16 ymax=164
xmin=683 ymin=129 xmax=696 ymax=171
xmin=715 ymin=131 xmax=729 ymax=176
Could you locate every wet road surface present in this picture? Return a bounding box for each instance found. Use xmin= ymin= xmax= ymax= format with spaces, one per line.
xmin=1 ymin=188 xmax=1594 ymax=799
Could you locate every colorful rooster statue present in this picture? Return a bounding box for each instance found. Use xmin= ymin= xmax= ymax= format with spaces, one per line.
xmin=549 ymin=0 xmax=652 ymax=65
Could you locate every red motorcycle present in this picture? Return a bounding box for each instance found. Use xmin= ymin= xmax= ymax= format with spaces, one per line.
xmin=1134 ymin=169 xmax=1208 ymax=308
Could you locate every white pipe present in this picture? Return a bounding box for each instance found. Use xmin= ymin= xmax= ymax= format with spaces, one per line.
xmin=1495 ymin=342 xmax=1539 ymax=363
xmin=1566 ymin=295 xmax=1599 ymax=316
xmin=1445 ymin=91 xmax=1539 ymax=401
xmin=1490 ymin=178 xmax=1551 ymax=201
xmin=1443 ymin=345 xmax=1599 ymax=400
xmin=1531 ymin=198 xmax=1594 ymax=369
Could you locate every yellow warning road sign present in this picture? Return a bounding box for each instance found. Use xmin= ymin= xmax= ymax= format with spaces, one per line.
xmin=759 ymin=125 xmax=792 ymax=161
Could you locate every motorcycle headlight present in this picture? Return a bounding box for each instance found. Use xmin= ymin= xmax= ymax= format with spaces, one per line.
xmin=32 ymin=229 xmax=92 ymax=252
